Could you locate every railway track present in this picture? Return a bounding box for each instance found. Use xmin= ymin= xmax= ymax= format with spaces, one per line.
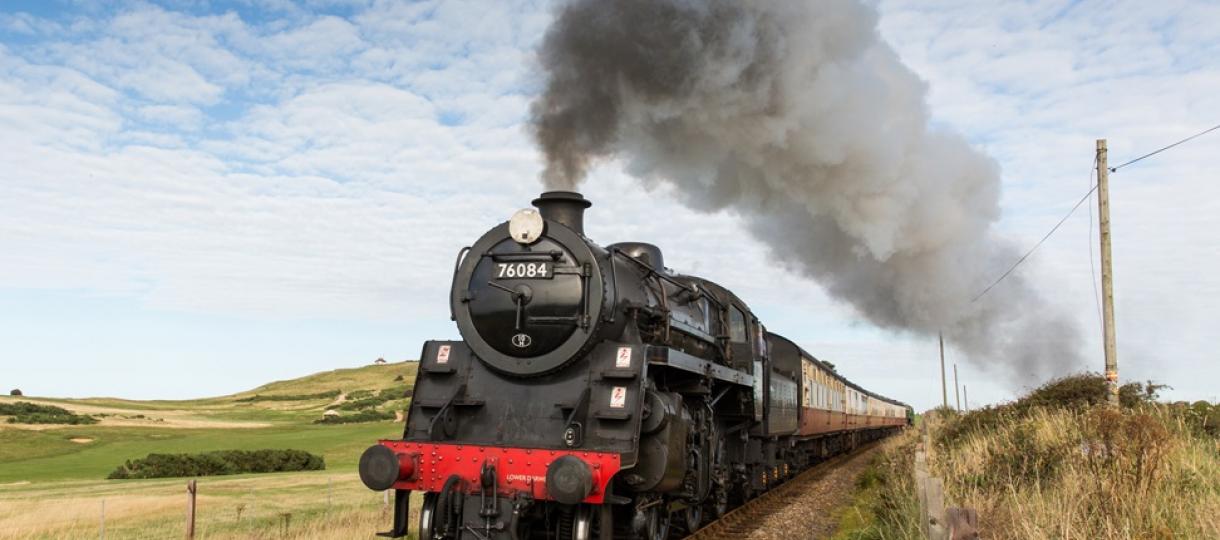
xmin=682 ymin=442 xmax=880 ymax=540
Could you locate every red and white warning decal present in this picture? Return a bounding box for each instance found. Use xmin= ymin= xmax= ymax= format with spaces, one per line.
xmin=437 ymin=345 xmax=451 ymax=364
xmin=615 ymin=347 xmax=632 ymax=368
xmin=610 ymin=386 xmax=627 ymax=409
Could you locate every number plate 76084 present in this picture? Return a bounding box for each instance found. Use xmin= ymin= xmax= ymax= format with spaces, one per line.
xmin=494 ymin=262 xmax=553 ymax=279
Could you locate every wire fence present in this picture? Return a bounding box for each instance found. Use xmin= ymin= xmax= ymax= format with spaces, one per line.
xmin=0 ymin=474 xmax=404 ymax=540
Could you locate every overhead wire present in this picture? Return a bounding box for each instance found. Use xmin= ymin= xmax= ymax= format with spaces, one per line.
xmin=1108 ymin=122 xmax=1220 ymax=172
xmin=971 ymin=178 xmax=1097 ymax=302
xmin=973 ymin=122 xmax=1220 ymax=303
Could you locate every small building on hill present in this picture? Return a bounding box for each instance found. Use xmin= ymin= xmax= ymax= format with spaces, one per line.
xmin=374 ymin=357 xmax=387 ymax=365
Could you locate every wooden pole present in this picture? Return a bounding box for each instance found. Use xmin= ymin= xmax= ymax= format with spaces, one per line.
xmin=939 ymin=332 xmax=948 ymax=409
xmin=186 ymin=480 xmax=197 ymax=539
xmin=100 ymin=499 xmax=105 ymax=540
xmin=953 ymin=364 xmax=961 ymax=411
xmin=963 ymin=385 xmax=969 ymax=411
xmin=1097 ymin=139 xmax=1120 ymax=407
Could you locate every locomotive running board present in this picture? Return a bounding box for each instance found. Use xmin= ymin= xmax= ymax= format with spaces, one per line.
xmin=644 ymin=346 xmax=754 ymax=387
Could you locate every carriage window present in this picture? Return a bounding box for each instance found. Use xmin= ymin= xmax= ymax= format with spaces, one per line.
xmin=729 ymin=306 xmax=747 ymax=342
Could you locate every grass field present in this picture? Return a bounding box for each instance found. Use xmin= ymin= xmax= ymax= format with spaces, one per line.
xmin=0 ymin=362 xmax=420 ymax=539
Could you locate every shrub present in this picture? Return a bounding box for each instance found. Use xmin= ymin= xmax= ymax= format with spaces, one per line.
xmin=936 ymin=374 xmax=1167 ymax=450
xmin=338 ymin=397 xmax=385 ymax=411
xmin=107 ymin=449 xmax=324 ymax=479
xmin=9 ymin=389 xmax=21 ymax=396
xmin=377 ymin=385 xmax=411 ymax=400
xmin=0 ymin=402 xmax=69 ymax=415
xmin=313 ymin=409 xmax=395 ymax=425
xmin=236 ymin=390 xmax=341 ymax=402
xmin=1018 ymin=372 xmax=1112 ymax=409
xmin=333 ymin=386 xmax=412 ymax=411
xmin=9 ymin=412 xmax=99 ymax=425
xmin=0 ymin=401 xmax=98 ymax=425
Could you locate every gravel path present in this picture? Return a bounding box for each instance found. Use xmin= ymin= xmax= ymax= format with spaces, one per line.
xmin=744 ymin=444 xmax=880 ymax=540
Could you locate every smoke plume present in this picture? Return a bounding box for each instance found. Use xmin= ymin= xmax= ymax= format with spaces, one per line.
xmin=531 ymin=0 xmax=1080 ymax=380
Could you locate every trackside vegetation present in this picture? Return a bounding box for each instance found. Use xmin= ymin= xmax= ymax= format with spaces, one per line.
xmin=834 ymin=373 xmax=1220 ymax=539
xmin=107 ymin=449 xmax=325 ymax=479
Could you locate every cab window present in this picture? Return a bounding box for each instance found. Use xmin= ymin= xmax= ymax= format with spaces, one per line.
xmin=729 ymin=305 xmax=747 ymax=342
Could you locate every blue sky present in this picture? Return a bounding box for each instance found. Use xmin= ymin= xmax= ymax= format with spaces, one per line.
xmin=1 ymin=0 xmax=1217 ymax=411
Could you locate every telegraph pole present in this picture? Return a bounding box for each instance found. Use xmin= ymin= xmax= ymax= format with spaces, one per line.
xmin=939 ymin=332 xmax=948 ymax=409
xmin=963 ymin=385 xmax=969 ymax=411
xmin=953 ymin=364 xmax=961 ymax=411
xmin=1097 ymin=139 xmax=1120 ymax=407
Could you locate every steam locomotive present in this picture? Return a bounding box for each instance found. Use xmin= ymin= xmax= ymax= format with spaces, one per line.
xmin=359 ymin=192 xmax=912 ymax=539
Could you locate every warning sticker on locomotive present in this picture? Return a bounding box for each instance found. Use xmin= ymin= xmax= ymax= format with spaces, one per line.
xmin=610 ymin=386 xmax=627 ymax=408
xmin=615 ymin=347 xmax=632 ymax=368
xmin=437 ymin=345 xmax=451 ymax=364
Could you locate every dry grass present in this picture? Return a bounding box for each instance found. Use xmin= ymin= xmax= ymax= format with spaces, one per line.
xmin=831 ymin=432 xmax=924 ymax=540
xmin=927 ymin=405 xmax=1220 ymax=539
xmin=0 ymin=472 xmax=422 ymax=540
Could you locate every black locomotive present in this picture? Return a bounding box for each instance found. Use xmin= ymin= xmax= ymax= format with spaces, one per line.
xmin=359 ymin=192 xmax=911 ymax=539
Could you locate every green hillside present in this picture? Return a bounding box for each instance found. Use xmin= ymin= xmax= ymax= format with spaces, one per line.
xmin=0 ymin=361 xmax=419 ymax=483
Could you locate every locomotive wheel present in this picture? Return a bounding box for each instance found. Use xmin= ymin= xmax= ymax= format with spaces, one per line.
xmin=706 ymin=485 xmax=728 ymax=520
xmin=682 ymin=504 xmax=703 ymax=533
xmin=573 ymin=504 xmax=592 ymax=540
xmin=419 ymin=493 xmax=437 ymax=540
xmin=646 ymin=505 xmax=671 ymax=540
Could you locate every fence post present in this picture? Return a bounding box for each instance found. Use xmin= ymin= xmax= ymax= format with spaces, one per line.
xmin=186 ymin=479 xmax=197 ymax=539
xmin=280 ymin=512 xmax=293 ymax=537
xmin=914 ymin=450 xmax=928 ymax=537
xmin=916 ymin=412 xmax=980 ymax=540
xmin=927 ymin=477 xmax=948 ymax=540
xmin=99 ymin=499 xmax=105 ymax=540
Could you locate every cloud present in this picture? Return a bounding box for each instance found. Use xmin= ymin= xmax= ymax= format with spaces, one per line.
xmin=0 ymin=0 xmax=1217 ymax=407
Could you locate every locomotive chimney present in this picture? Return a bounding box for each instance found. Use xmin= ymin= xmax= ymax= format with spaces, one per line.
xmin=532 ymin=191 xmax=591 ymax=235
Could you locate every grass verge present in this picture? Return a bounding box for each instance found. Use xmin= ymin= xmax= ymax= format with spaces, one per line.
xmin=836 ymin=374 xmax=1220 ymax=539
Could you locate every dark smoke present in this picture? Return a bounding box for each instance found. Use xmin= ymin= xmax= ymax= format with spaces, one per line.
xmin=530 ymin=0 xmax=1081 ymax=380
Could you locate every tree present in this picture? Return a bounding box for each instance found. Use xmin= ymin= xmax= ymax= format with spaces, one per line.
xmin=9 ymin=389 xmax=21 ymax=396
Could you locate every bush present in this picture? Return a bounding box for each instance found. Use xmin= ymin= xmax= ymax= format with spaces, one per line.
xmin=936 ymin=373 xmax=1166 ymax=449
xmin=9 ymin=413 xmax=99 ymax=425
xmin=338 ymin=397 xmax=386 ymax=411
xmin=0 ymin=402 xmax=69 ymax=415
xmin=9 ymin=389 xmax=21 ymax=396
xmin=313 ymin=409 xmax=395 ymax=425
xmin=0 ymin=401 xmax=98 ymax=425
xmin=236 ymin=390 xmax=341 ymax=402
xmin=107 ymin=449 xmax=324 ymax=479
xmin=377 ymin=385 xmax=411 ymax=400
